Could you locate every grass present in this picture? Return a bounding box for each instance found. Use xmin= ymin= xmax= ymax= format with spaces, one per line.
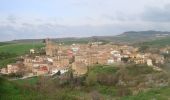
xmin=15 ymin=77 xmax=38 ymax=85
xmin=0 ymin=77 xmax=42 ymax=100
xmin=95 ymin=84 xmax=117 ymax=96
xmin=0 ymin=43 xmax=44 ymax=68
xmin=0 ymin=42 xmax=11 ymax=46
xmin=120 ymin=87 xmax=170 ymax=100
xmin=89 ymin=64 xmax=118 ymax=75
xmin=126 ymin=64 xmax=157 ymax=76
xmin=0 ymin=43 xmax=44 ymax=55
xmin=0 ymin=64 xmax=169 ymax=100
xmin=0 ymin=57 xmax=17 ymax=68
xmin=136 ymin=36 xmax=170 ymax=48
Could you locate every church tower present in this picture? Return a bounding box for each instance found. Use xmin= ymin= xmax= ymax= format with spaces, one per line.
xmin=45 ymin=38 xmax=58 ymax=56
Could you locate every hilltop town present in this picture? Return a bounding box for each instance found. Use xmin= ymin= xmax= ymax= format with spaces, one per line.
xmin=0 ymin=39 xmax=169 ymax=79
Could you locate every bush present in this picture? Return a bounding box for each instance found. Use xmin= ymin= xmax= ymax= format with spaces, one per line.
xmin=90 ymin=91 xmax=104 ymax=100
xmin=127 ymin=64 xmax=155 ymax=76
xmin=97 ymin=73 xmax=118 ymax=86
xmin=117 ymin=87 xmax=132 ymax=97
xmin=86 ymin=73 xmax=97 ymax=86
xmin=8 ymin=72 xmax=23 ymax=78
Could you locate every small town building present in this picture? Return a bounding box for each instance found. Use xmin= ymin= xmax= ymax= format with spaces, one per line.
xmin=72 ymin=62 xmax=88 ymax=76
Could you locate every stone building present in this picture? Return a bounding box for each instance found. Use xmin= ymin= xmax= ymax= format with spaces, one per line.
xmin=7 ymin=63 xmax=23 ymax=74
xmin=45 ymin=39 xmax=58 ymax=56
xmin=72 ymin=62 xmax=88 ymax=76
xmin=32 ymin=63 xmax=49 ymax=75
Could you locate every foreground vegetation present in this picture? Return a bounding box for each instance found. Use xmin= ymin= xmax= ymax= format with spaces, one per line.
xmin=121 ymin=87 xmax=170 ymax=100
xmin=0 ymin=77 xmax=40 ymax=100
xmin=1 ymin=64 xmax=169 ymax=100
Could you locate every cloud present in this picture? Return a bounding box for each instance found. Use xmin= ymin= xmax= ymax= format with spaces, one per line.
xmin=0 ymin=16 xmax=127 ymax=41
xmin=1 ymin=14 xmax=170 ymax=42
xmin=6 ymin=15 xmax=17 ymax=24
xmin=2 ymin=2 xmax=170 ymax=41
xmin=142 ymin=4 xmax=170 ymax=22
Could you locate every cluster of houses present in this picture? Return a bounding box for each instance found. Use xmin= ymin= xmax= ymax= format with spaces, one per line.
xmin=1 ymin=39 xmax=169 ymax=77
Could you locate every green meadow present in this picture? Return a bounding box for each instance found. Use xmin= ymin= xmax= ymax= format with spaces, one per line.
xmin=136 ymin=36 xmax=170 ymax=48
xmin=0 ymin=43 xmax=44 ymax=55
xmin=0 ymin=43 xmax=44 ymax=68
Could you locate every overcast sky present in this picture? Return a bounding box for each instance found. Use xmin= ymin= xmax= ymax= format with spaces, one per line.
xmin=0 ymin=0 xmax=170 ymax=41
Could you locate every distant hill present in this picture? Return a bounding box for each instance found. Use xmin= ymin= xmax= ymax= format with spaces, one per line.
xmin=91 ymin=30 xmax=170 ymax=43
xmin=8 ymin=30 xmax=170 ymax=44
xmin=10 ymin=39 xmax=44 ymax=43
xmin=113 ymin=30 xmax=170 ymax=43
xmin=135 ymin=36 xmax=170 ymax=48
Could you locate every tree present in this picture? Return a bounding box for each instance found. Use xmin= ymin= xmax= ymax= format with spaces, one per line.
xmin=56 ymin=70 xmax=61 ymax=75
xmin=86 ymin=73 xmax=97 ymax=86
xmin=121 ymin=57 xmax=130 ymax=63
xmin=97 ymin=73 xmax=118 ymax=86
xmin=139 ymin=45 xmax=149 ymax=53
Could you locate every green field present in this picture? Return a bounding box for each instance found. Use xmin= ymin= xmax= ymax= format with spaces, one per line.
xmin=0 ymin=43 xmax=44 ymax=55
xmin=0 ymin=43 xmax=44 ymax=68
xmin=136 ymin=36 xmax=170 ymax=48
xmin=0 ymin=42 xmax=11 ymax=46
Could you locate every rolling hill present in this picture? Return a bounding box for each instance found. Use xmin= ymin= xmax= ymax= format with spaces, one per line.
xmin=0 ymin=42 xmax=12 ymax=46
xmin=0 ymin=43 xmax=44 ymax=68
xmin=0 ymin=43 xmax=44 ymax=55
xmin=7 ymin=30 xmax=170 ymax=44
xmin=113 ymin=30 xmax=170 ymax=43
xmin=135 ymin=36 xmax=170 ymax=48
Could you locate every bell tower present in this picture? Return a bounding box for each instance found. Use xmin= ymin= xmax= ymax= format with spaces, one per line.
xmin=45 ymin=38 xmax=55 ymax=56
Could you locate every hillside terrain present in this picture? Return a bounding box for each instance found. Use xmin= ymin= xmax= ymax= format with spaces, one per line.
xmin=1 ymin=30 xmax=170 ymax=100
xmin=0 ymin=43 xmax=44 ymax=55
xmin=1 ymin=64 xmax=170 ymax=100
xmin=0 ymin=77 xmax=41 ymax=100
xmin=0 ymin=43 xmax=44 ymax=68
xmin=0 ymin=42 xmax=11 ymax=46
xmin=135 ymin=36 xmax=170 ymax=48
xmin=8 ymin=30 xmax=170 ymax=44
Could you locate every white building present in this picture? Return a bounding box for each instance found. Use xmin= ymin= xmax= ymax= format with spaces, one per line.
xmin=147 ymin=59 xmax=153 ymax=66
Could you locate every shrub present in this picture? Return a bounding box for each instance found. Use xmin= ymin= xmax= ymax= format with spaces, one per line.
xmin=86 ymin=73 xmax=97 ymax=86
xmin=97 ymin=73 xmax=118 ymax=86
xmin=90 ymin=91 xmax=104 ymax=100
xmin=117 ymin=87 xmax=132 ymax=97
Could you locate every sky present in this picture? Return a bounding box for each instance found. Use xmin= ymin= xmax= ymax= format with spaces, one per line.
xmin=0 ymin=0 xmax=170 ymax=41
